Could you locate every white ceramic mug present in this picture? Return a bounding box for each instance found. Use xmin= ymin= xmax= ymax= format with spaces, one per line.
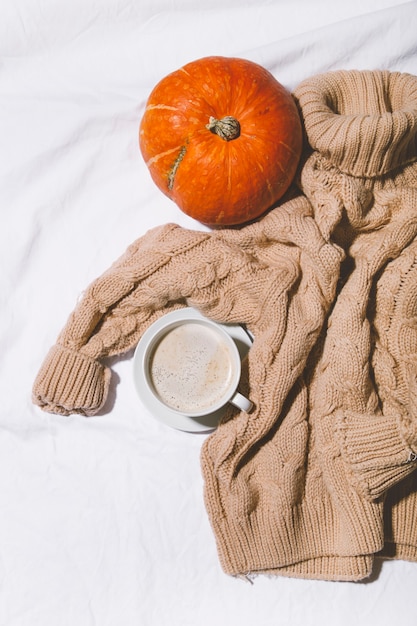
xmin=141 ymin=316 xmax=253 ymax=417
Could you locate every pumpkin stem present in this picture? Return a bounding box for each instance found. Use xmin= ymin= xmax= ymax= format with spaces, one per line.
xmin=206 ymin=116 xmax=240 ymax=141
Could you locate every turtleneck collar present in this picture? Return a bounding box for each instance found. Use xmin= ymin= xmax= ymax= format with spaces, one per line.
xmin=294 ymin=69 xmax=417 ymax=178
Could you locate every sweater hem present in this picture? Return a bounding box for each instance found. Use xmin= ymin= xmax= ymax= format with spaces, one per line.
xmin=208 ymin=494 xmax=383 ymax=581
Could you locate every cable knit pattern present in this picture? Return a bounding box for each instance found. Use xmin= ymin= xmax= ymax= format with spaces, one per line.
xmin=293 ymin=69 xmax=417 ymax=573
xmin=33 ymin=69 xmax=417 ymax=581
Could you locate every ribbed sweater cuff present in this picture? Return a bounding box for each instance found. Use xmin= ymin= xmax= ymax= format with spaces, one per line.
xmin=336 ymin=411 xmax=417 ymax=499
xmin=380 ymin=473 xmax=417 ymax=562
xmin=32 ymin=345 xmax=111 ymax=416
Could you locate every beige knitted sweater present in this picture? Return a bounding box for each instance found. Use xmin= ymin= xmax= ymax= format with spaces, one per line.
xmin=33 ymin=69 xmax=417 ymax=581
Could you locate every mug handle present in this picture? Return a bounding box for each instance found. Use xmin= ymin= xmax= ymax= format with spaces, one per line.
xmin=229 ymin=391 xmax=253 ymax=413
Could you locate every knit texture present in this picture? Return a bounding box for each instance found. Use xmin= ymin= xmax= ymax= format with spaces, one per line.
xmin=292 ymin=69 xmax=417 ymax=573
xmin=32 ymin=69 xmax=417 ymax=581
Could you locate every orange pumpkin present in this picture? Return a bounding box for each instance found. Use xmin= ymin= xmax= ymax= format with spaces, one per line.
xmin=139 ymin=56 xmax=302 ymax=226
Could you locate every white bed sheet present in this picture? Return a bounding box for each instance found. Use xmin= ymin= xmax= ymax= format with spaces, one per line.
xmin=1 ymin=1 xmax=417 ymax=624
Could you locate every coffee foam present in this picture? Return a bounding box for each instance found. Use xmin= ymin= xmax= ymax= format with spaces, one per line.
xmin=149 ymin=321 xmax=235 ymax=414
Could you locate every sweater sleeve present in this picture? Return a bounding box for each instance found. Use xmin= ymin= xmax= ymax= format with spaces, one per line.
xmin=32 ymin=223 xmax=210 ymax=416
xmin=293 ymin=69 xmax=417 ymax=501
xmin=307 ymin=187 xmax=417 ymax=501
xmin=334 ymin=234 xmax=417 ymax=499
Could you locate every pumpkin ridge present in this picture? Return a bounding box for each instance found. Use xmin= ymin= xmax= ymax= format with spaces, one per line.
xmin=177 ymin=65 xmax=235 ymax=119
xmin=146 ymin=146 xmax=183 ymax=168
xmin=146 ymin=104 xmax=179 ymax=112
xmin=265 ymin=179 xmax=275 ymax=197
xmin=168 ymin=145 xmax=187 ymax=191
xmin=278 ymin=139 xmax=302 ymax=158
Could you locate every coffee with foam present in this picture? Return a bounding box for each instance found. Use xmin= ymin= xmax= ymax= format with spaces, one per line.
xmin=149 ymin=321 xmax=237 ymax=414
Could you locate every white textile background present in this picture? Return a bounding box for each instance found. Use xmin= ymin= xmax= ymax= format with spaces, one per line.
xmin=1 ymin=1 xmax=417 ymax=625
